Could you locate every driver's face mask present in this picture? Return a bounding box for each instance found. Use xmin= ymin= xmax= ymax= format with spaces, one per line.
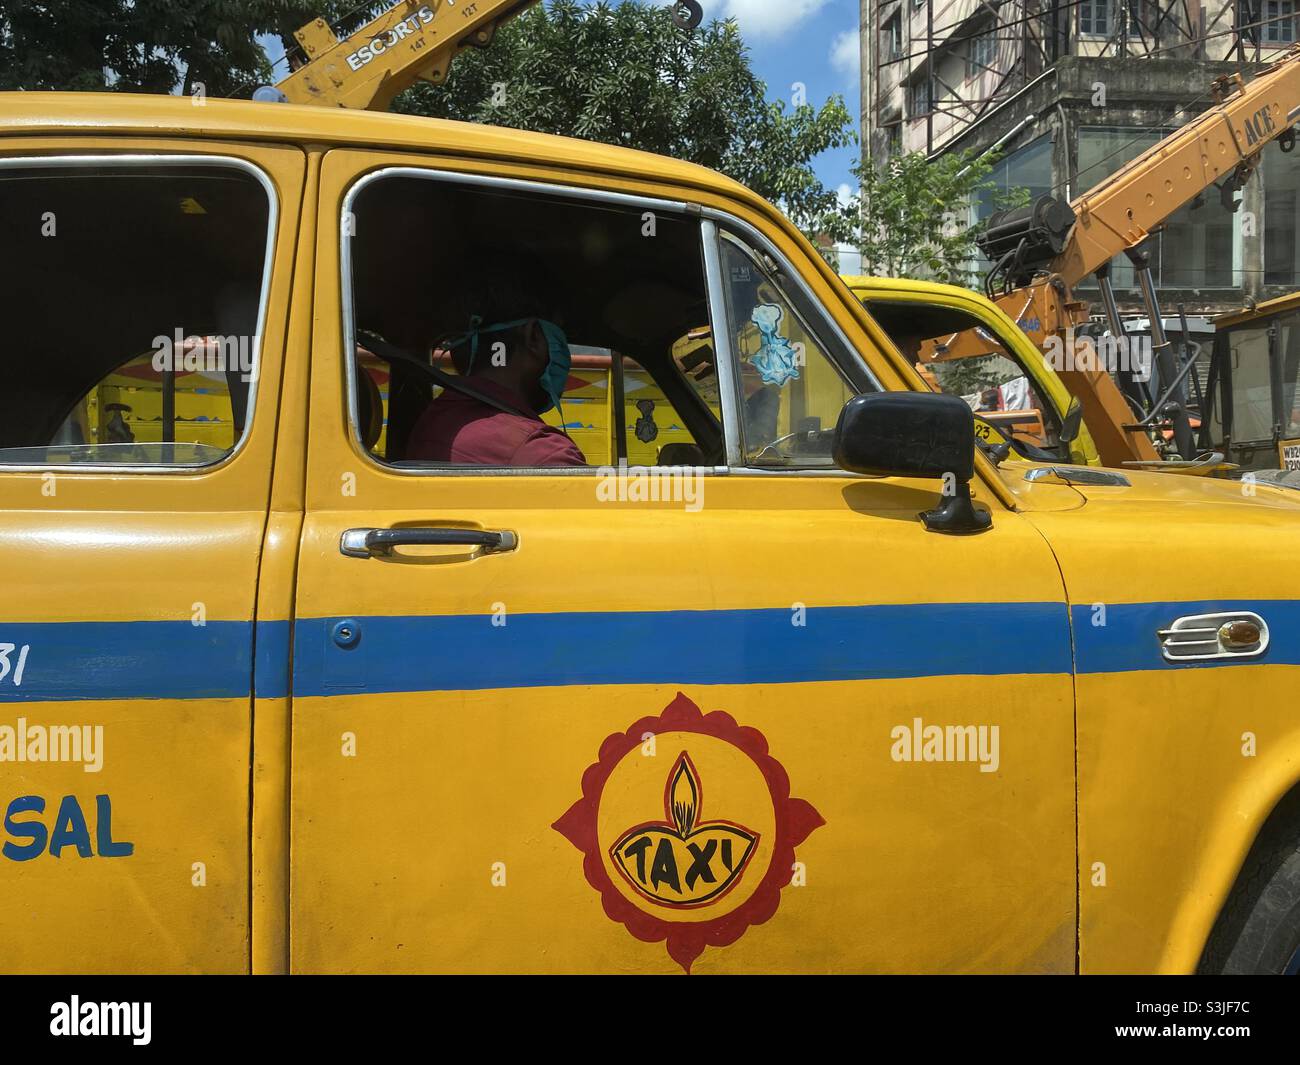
xmin=452 ymin=316 xmax=572 ymax=414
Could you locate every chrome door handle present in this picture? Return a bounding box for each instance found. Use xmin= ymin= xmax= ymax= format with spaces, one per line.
xmin=340 ymin=527 xmax=518 ymax=559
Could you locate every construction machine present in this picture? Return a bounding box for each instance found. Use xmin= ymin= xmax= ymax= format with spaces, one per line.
xmin=972 ymin=45 xmax=1300 ymax=475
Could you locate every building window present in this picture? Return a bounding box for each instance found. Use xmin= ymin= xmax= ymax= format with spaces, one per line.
xmin=910 ymin=79 xmax=932 ymax=118
xmin=967 ymin=30 xmax=995 ymax=78
xmin=1266 ymin=0 xmax=1297 ymax=42
xmin=884 ymin=12 xmax=902 ymax=59
xmin=1264 ymin=148 xmax=1300 ymax=286
xmin=1123 ymin=0 xmax=1151 ymax=37
xmin=1239 ymin=2 xmax=1257 ymax=43
xmin=1076 ymin=127 xmax=1239 ymax=291
xmin=1079 ymin=0 xmax=1111 ymax=36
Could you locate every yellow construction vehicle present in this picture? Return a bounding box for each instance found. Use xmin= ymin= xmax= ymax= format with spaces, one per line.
xmin=971 ymin=45 xmax=1300 ymax=474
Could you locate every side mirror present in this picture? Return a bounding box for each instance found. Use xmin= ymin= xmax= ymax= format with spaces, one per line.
xmin=833 ymin=392 xmax=992 ymax=535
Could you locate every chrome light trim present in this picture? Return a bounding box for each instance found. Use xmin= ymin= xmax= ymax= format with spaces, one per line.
xmin=1158 ymin=611 xmax=1270 ymax=662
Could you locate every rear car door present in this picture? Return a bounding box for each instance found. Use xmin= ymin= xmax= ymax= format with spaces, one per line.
xmin=290 ymin=148 xmax=1078 ymax=973
xmin=0 ymin=143 xmax=302 ymax=972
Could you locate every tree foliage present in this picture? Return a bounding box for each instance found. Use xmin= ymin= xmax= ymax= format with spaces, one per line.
xmin=395 ymin=1 xmax=854 ymax=235
xmin=833 ymin=148 xmax=1027 ymax=286
xmin=1 ymin=0 xmax=851 ymax=236
xmin=0 ymin=0 xmax=385 ymax=96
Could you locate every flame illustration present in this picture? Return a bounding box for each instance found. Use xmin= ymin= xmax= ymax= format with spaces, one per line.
xmin=669 ymin=753 xmax=699 ymax=837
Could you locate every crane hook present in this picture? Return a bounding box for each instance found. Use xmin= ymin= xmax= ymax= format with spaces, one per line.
xmin=672 ymin=1 xmax=704 ymax=30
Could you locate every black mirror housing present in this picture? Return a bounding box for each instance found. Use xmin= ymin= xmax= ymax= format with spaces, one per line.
xmin=833 ymin=392 xmax=991 ymax=535
xmin=833 ymin=392 xmax=976 ymax=480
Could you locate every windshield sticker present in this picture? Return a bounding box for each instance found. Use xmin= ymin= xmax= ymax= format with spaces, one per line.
xmin=750 ymin=304 xmax=801 ymax=386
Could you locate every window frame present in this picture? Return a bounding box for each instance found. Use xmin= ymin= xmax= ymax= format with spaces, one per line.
xmin=338 ymin=167 xmax=881 ymax=478
xmin=1266 ymin=0 xmax=1297 ymax=42
xmin=967 ymin=29 xmax=995 ymax=80
xmin=884 ymin=12 xmax=903 ymax=60
xmin=341 ymin=167 xmax=727 ymax=476
xmin=910 ymin=78 xmax=932 ymax=118
xmin=0 ymin=153 xmax=279 ymax=475
xmin=1078 ymin=0 xmax=1111 ymax=37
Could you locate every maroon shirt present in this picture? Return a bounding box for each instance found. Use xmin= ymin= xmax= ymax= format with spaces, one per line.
xmin=407 ymin=378 xmax=586 ymax=467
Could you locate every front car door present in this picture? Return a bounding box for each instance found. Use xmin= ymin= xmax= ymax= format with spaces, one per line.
xmin=0 ymin=140 xmax=301 ymax=972
xmin=289 ymin=145 xmax=1078 ymax=973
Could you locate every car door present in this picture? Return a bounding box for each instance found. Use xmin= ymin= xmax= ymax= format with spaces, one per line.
xmin=0 ymin=142 xmax=302 ymax=972
xmin=290 ymin=148 xmax=1078 ymax=974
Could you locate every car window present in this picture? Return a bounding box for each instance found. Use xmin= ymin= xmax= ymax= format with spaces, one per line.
xmin=717 ymin=232 xmax=855 ymax=468
xmin=0 ymin=161 xmax=272 ymax=467
xmin=344 ymin=173 xmax=721 ymax=469
xmin=1214 ymin=312 xmax=1300 ymax=445
xmin=864 ymin=298 xmax=1065 ymax=452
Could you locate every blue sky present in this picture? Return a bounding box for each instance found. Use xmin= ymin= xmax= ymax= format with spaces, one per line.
xmin=680 ymin=0 xmax=863 ymax=199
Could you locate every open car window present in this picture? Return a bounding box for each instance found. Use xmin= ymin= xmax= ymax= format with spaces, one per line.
xmin=344 ymin=173 xmax=723 ymax=470
xmin=0 ymin=161 xmax=272 ymax=468
xmin=863 ymin=298 xmax=1067 ymax=456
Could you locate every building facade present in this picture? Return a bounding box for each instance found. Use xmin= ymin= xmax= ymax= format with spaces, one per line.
xmin=861 ymin=1 xmax=1300 ymax=313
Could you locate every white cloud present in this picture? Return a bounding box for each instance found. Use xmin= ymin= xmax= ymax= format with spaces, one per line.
xmin=714 ymin=0 xmax=831 ymax=38
xmin=830 ymin=28 xmax=860 ymax=84
xmin=837 ymin=182 xmax=856 ymax=207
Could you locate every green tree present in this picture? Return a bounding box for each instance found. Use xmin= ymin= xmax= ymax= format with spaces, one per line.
xmin=0 ymin=0 xmax=385 ymax=96
xmin=836 ymin=148 xmax=1026 ymax=286
xmin=1 ymin=0 xmax=850 ymax=237
xmin=394 ymin=0 xmax=854 ymax=237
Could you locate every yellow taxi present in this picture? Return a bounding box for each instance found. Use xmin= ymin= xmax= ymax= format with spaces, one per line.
xmin=2 ymin=93 xmax=1299 ymax=976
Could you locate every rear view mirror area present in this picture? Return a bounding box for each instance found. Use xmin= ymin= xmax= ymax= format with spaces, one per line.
xmin=833 ymin=392 xmax=992 ymax=535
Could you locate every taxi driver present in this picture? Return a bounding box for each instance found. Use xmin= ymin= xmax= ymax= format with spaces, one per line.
xmin=407 ymin=267 xmax=586 ymax=467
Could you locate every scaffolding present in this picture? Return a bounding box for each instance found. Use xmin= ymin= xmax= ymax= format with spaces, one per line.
xmin=867 ymin=0 xmax=1299 ymax=156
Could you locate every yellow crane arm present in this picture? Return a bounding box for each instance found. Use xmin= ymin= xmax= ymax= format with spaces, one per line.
xmin=274 ymin=0 xmax=539 ymax=112
xmin=1057 ymin=44 xmax=1300 ymax=286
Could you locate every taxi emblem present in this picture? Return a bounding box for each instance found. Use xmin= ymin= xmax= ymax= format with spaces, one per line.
xmin=610 ymin=751 xmax=758 ymax=908
xmin=553 ymin=692 xmax=824 ymax=972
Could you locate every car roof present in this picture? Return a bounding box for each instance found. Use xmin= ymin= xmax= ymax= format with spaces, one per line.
xmin=841 ymin=274 xmax=987 ymax=301
xmin=0 ymin=92 xmax=759 ymax=203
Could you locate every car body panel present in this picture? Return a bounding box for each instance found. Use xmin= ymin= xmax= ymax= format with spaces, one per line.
xmin=0 ymin=134 xmax=306 ymax=972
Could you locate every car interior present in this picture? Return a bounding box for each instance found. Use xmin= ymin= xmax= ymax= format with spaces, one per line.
xmin=0 ymin=164 xmax=267 ymax=464
xmin=348 ymin=175 xmax=724 ymax=467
